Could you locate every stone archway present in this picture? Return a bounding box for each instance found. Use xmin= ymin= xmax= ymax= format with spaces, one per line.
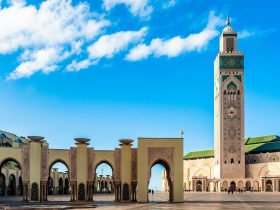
xmin=245 ymin=181 xmax=251 ymax=191
xmin=237 ymin=181 xmax=243 ymax=191
xmin=253 ymin=181 xmax=259 ymax=192
xmin=0 ymin=158 xmax=22 ymax=197
xmin=149 ymin=159 xmax=173 ymax=202
xmin=47 ymin=159 xmax=70 ymax=201
xmin=230 ymin=181 xmax=236 ymax=191
xmin=137 ymin=138 xmax=183 ymax=203
xmin=222 ymin=181 xmax=228 ymax=191
xmin=266 ymin=180 xmax=273 ymax=192
xmin=93 ymin=160 xmax=115 ymax=202
xmin=196 ymin=180 xmax=202 ymax=192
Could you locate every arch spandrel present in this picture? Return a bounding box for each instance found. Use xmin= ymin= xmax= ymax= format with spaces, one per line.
xmin=47 ymin=149 xmax=71 ymax=173
xmin=148 ymin=148 xmax=174 ymax=180
xmin=93 ymin=150 xmax=116 ymax=178
xmin=0 ymin=148 xmax=23 ymax=170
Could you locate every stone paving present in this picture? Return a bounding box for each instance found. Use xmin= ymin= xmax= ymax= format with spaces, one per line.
xmin=1 ymin=192 xmax=280 ymax=209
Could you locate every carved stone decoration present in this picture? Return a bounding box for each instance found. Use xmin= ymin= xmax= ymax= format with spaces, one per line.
xmin=78 ymin=183 xmax=85 ymax=201
xmin=228 ymin=145 xmax=237 ymax=153
xmin=148 ymin=148 xmax=174 ymax=180
xmin=122 ymin=183 xmax=129 ymax=201
xmin=228 ymin=126 xmax=237 ymax=139
xmin=131 ymin=149 xmax=137 ymax=181
xmin=22 ymin=144 xmax=30 ymax=182
xmin=114 ymin=149 xmax=121 ymax=181
xmin=87 ymin=149 xmax=94 ymax=181
xmin=40 ymin=145 xmax=48 ymax=181
xmin=31 ymin=182 xmax=39 ymax=201
xmin=70 ymin=147 xmax=77 ymax=181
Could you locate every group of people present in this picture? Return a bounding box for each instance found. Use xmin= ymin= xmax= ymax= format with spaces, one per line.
xmin=149 ymin=189 xmax=155 ymax=196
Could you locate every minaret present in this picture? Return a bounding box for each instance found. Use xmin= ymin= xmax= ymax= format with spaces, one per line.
xmin=214 ymin=16 xmax=245 ymax=179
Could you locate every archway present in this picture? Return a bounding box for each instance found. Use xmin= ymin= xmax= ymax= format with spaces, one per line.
xmin=222 ymin=181 xmax=228 ymax=191
xmin=0 ymin=158 xmax=22 ymax=197
xmin=245 ymin=181 xmax=251 ymax=191
xmin=196 ymin=180 xmax=202 ymax=192
xmin=266 ymin=180 xmax=273 ymax=192
xmin=148 ymin=159 xmax=172 ymax=202
xmin=237 ymin=181 xmax=243 ymax=191
xmin=8 ymin=174 xmax=16 ymax=195
xmin=230 ymin=181 xmax=236 ymax=191
xmin=253 ymin=181 xmax=259 ymax=191
xmin=47 ymin=160 xmax=69 ymax=201
xmin=94 ymin=161 xmax=114 ymax=202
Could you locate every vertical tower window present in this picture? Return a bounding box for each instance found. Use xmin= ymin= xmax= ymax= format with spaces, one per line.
xmin=226 ymin=38 xmax=234 ymax=52
xmin=231 ymin=158 xmax=234 ymax=164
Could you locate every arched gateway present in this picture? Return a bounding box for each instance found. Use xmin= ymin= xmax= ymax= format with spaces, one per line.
xmin=0 ymin=136 xmax=183 ymax=203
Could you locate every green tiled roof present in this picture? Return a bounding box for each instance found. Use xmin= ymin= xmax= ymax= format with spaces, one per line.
xmin=245 ymin=141 xmax=280 ymax=154
xmin=185 ymin=135 xmax=280 ymax=159
xmin=245 ymin=135 xmax=280 ymax=145
xmin=184 ymin=150 xmax=214 ymax=160
xmin=0 ymin=130 xmax=27 ymax=144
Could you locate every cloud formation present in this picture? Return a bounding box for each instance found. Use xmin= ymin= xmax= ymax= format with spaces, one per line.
xmin=126 ymin=12 xmax=224 ymax=61
xmin=102 ymin=0 xmax=152 ymax=18
xmin=67 ymin=27 xmax=147 ymax=72
xmin=1 ymin=0 xmax=109 ymax=79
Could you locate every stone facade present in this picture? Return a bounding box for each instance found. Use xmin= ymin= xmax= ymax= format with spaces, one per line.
xmin=0 ymin=132 xmax=184 ymax=203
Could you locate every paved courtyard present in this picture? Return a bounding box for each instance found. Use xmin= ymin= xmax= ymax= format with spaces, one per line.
xmin=1 ymin=192 xmax=280 ymax=209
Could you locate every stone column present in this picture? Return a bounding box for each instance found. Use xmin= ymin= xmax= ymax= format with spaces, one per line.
xmin=40 ymin=181 xmax=47 ymax=202
xmin=22 ymin=181 xmax=29 ymax=201
xmin=28 ymin=136 xmax=44 ymax=202
xmin=75 ymin=138 xmax=89 ymax=201
xmin=119 ymin=139 xmax=133 ymax=202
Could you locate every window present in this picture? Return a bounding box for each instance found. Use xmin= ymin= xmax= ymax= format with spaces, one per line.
xmin=226 ymin=38 xmax=234 ymax=52
xmin=231 ymin=159 xmax=234 ymax=164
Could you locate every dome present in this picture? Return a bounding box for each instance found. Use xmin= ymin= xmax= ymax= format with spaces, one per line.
xmin=222 ymin=26 xmax=236 ymax=34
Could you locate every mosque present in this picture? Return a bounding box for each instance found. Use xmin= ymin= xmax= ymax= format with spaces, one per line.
xmin=1 ymin=17 xmax=279 ymax=204
xmin=163 ymin=17 xmax=280 ymax=193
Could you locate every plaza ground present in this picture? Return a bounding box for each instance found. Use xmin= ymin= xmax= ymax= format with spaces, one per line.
xmin=1 ymin=192 xmax=280 ymax=209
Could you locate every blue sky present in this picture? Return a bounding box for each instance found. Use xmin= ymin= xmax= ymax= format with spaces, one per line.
xmin=0 ymin=0 xmax=280 ymax=190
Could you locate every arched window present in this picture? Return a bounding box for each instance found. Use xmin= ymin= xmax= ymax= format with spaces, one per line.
xmin=231 ymin=159 xmax=234 ymax=164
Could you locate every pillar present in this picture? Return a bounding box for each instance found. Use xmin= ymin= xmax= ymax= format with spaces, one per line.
xmin=28 ymin=136 xmax=44 ymax=202
xmin=119 ymin=139 xmax=133 ymax=201
xmin=75 ymin=138 xmax=89 ymax=201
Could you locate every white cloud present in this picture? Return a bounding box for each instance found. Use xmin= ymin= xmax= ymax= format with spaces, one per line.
xmin=102 ymin=0 xmax=152 ymax=18
xmin=126 ymin=12 xmax=223 ymax=61
xmin=162 ymin=0 xmax=176 ymax=9
xmin=66 ymin=59 xmax=97 ymax=72
xmin=67 ymin=27 xmax=148 ymax=72
xmin=0 ymin=0 xmax=109 ymax=79
xmin=238 ymin=30 xmax=255 ymax=39
xmin=88 ymin=27 xmax=147 ymax=59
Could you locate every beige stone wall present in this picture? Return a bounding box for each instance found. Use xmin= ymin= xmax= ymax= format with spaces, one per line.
xmin=182 ymin=153 xmax=280 ymax=192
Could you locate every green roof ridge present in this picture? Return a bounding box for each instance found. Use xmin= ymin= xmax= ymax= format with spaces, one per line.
xmin=245 ymin=135 xmax=280 ymax=145
xmin=184 ymin=149 xmax=214 ymax=160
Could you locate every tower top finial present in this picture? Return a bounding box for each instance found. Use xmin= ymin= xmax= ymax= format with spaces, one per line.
xmin=226 ymin=14 xmax=230 ymax=26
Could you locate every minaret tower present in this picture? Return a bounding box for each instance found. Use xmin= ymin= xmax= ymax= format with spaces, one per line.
xmin=214 ymin=16 xmax=245 ymax=179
